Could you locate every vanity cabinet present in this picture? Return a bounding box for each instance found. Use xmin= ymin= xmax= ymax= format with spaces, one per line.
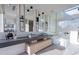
xmin=0 ymin=43 xmax=25 ymax=55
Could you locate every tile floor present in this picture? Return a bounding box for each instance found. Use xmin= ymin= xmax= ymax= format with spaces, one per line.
xmin=36 ymin=44 xmax=65 ymax=55
xmin=20 ymin=43 xmax=79 ymax=55
xmin=20 ymin=44 xmax=65 ymax=55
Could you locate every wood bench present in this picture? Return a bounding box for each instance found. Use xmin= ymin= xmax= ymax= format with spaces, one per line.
xmin=25 ymin=39 xmax=52 ymax=55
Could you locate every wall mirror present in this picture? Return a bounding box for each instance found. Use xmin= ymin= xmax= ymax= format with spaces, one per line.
xmin=2 ymin=4 xmax=18 ymax=32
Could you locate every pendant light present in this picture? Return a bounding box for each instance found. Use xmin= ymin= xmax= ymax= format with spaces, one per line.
xmin=38 ymin=14 xmax=40 ymax=16
xmin=30 ymin=6 xmax=33 ymax=9
xmin=27 ymin=9 xmax=29 ymax=12
xmin=42 ymin=12 xmax=44 ymax=14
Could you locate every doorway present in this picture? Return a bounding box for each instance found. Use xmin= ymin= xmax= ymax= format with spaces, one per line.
xmin=29 ymin=20 xmax=33 ymax=32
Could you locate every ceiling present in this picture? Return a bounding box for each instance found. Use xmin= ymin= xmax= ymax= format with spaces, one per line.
xmin=0 ymin=4 xmax=79 ymax=20
xmin=25 ymin=4 xmax=79 ymax=15
xmin=0 ymin=4 xmax=78 ymax=15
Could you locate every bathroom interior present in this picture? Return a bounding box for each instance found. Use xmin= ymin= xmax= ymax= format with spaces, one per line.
xmin=0 ymin=4 xmax=79 ymax=55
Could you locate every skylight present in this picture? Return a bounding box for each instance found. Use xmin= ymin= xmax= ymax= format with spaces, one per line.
xmin=65 ymin=6 xmax=79 ymax=15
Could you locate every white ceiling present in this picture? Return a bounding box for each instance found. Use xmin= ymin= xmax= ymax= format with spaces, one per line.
xmin=0 ymin=4 xmax=79 ymax=20
xmin=25 ymin=4 xmax=79 ymax=15
xmin=1 ymin=4 xmax=78 ymax=15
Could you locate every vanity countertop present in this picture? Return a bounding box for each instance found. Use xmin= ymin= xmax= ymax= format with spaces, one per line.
xmin=0 ymin=38 xmax=26 ymax=48
xmin=0 ymin=33 xmax=53 ymax=48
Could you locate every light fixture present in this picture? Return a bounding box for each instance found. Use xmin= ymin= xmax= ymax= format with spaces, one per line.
xmin=42 ymin=12 xmax=44 ymax=14
xmin=65 ymin=6 xmax=79 ymax=15
xmin=30 ymin=6 xmax=33 ymax=9
xmin=27 ymin=9 xmax=29 ymax=12
xmin=38 ymin=14 xmax=40 ymax=16
xmin=36 ymin=17 xmax=39 ymax=22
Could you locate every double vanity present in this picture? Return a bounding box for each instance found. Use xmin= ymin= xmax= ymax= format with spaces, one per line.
xmin=0 ymin=32 xmax=53 ymax=55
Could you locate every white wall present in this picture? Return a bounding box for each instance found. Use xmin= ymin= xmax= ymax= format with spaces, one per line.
xmin=48 ymin=13 xmax=57 ymax=34
xmin=0 ymin=14 xmax=4 ymax=32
